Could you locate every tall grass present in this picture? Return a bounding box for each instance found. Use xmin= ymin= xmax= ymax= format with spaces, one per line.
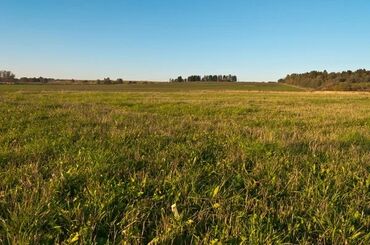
xmin=0 ymin=87 xmax=369 ymax=244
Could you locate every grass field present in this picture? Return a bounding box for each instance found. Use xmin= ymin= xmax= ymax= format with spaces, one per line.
xmin=0 ymin=82 xmax=303 ymax=93
xmin=0 ymin=83 xmax=369 ymax=244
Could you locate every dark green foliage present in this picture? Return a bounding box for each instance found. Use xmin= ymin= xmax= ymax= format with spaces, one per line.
xmin=171 ymin=75 xmax=238 ymax=82
xmin=279 ymin=69 xmax=370 ymax=91
xmin=187 ymin=75 xmax=202 ymax=82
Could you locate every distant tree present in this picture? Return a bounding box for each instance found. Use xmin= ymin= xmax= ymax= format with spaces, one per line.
xmin=103 ymin=77 xmax=112 ymax=84
xmin=39 ymin=77 xmax=48 ymax=83
xmin=0 ymin=70 xmax=16 ymax=83
xmin=0 ymin=70 xmax=15 ymax=79
xmin=19 ymin=77 xmax=29 ymax=83
xmin=187 ymin=75 xmax=201 ymax=82
xmin=177 ymin=76 xmax=184 ymax=82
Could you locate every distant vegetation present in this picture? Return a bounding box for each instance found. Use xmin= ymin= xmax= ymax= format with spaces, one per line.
xmin=279 ymin=69 xmax=370 ymax=91
xmin=0 ymin=71 xmax=131 ymax=84
xmin=4 ymin=69 xmax=370 ymax=91
xmin=0 ymin=70 xmax=15 ymax=83
xmin=0 ymin=71 xmax=239 ymax=84
xmin=1 ymin=76 xmax=127 ymax=85
xmin=170 ymin=74 xmax=238 ymax=83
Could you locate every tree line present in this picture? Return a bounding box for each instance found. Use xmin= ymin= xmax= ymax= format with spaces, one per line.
xmin=1 ymin=70 xmax=239 ymax=84
xmin=17 ymin=77 xmax=126 ymax=84
xmin=278 ymin=69 xmax=370 ymax=90
xmin=0 ymin=71 xmax=130 ymax=84
xmin=170 ymin=74 xmax=237 ymax=82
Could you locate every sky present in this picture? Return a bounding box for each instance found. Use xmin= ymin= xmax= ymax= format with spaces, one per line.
xmin=1 ymin=0 xmax=370 ymax=81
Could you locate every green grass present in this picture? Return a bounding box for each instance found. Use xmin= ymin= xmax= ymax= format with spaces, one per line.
xmin=0 ymin=82 xmax=303 ymax=93
xmin=0 ymin=84 xmax=369 ymax=244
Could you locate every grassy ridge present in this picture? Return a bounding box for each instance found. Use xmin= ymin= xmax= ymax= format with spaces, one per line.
xmin=0 ymin=82 xmax=303 ymax=93
xmin=0 ymin=86 xmax=369 ymax=243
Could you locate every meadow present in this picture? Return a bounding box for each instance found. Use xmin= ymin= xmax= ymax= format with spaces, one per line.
xmin=0 ymin=83 xmax=369 ymax=244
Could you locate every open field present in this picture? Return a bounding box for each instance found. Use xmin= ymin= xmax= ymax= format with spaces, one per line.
xmin=0 ymin=84 xmax=369 ymax=244
xmin=0 ymin=82 xmax=303 ymax=93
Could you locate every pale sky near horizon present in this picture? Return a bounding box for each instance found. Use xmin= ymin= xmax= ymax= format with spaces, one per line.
xmin=1 ymin=0 xmax=370 ymax=81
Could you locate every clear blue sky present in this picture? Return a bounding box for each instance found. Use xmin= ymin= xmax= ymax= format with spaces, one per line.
xmin=2 ymin=0 xmax=370 ymax=81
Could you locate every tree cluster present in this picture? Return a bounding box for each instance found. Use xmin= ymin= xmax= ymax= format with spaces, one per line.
xmin=170 ymin=74 xmax=237 ymax=83
xmin=0 ymin=70 xmax=16 ymax=83
xmin=96 ymin=77 xmax=124 ymax=84
xmin=278 ymin=69 xmax=370 ymax=89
